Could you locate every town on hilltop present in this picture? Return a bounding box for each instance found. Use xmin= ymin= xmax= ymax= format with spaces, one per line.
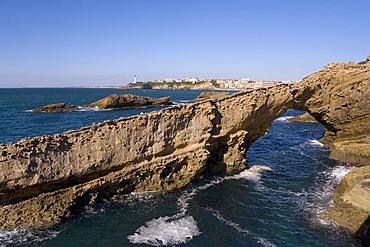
xmin=126 ymin=76 xmax=300 ymax=90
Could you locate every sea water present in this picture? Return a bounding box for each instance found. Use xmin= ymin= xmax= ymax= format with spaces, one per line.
xmin=0 ymin=88 xmax=361 ymax=246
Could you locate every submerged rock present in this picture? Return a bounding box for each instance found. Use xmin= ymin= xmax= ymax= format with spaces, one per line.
xmin=84 ymin=94 xmax=172 ymax=109
xmin=33 ymin=103 xmax=79 ymax=112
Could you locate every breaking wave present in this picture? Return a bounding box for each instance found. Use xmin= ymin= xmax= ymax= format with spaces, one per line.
xmin=307 ymin=139 xmax=324 ymax=147
xmin=127 ymin=165 xmax=272 ymax=246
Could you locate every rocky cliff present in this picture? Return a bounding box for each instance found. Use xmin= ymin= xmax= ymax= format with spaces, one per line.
xmin=291 ymin=58 xmax=370 ymax=244
xmin=0 ymin=57 xmax=369 ymax=243
xmin=292 ymin=60 xmax=370 ymax=165
xmin=0 ymin=85 xmax=293 ymax=229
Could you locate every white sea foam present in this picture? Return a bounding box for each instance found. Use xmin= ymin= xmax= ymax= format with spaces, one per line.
xmin=207 ymin=208 xmax=276 ymax=247
xmin=229 ymin=165 xmax=272 ymax=182
xmin=0 ymin=228 xmax=59 ymax=246
xmin=127 ymin=216 xmax=200 ymax=246
xmin=275 ymin=116 xmax=294 ymax=122
xmin=78 ymin=106 xmax=112 ymax=112
xmin=297 ymin=164 xmax=353 ymax=225
xmin=307 ymin=139 xmax=324 ymax=147
xmin=330 ymin=166 xmax=352 ymax=182
xmin=128 ymin=165 xmax=272 ymax=246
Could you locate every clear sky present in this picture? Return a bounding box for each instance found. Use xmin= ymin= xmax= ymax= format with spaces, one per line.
xmin=0 ymin=0 xmax=369 ymax=87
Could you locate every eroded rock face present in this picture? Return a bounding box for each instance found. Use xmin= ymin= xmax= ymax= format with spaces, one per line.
xmin=33 ymin=103 xmax=79 ymax=112
xmin=293 ymin=58 xmax=370 ymax=244
xmin=287 ymin=112 xmax=318 ymax=123
xmin=292 ymin=60 xmax=370 ymax=165
xmin=0 ymin=85 xmax=293 ymax=229
xmin=191 ymin=91 xmax=230 ymax=102
xmin=84 ymin=94 xmax=172 ymax=109
xmin=0 ymin=57 xmax=369 ymax=238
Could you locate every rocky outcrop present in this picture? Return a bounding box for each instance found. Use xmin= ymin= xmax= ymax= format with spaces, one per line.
xmin=0 ymin=85 xmax=293 ymax=229
xmin=323 ymin=166 xmax=370 ymax=245
xmin=0 ymin=57 xmax=369 ymax=241
xmin=33 ymin=103 xmax=79 ymax=112
xmin=287 ymin=112 xmax=318 ymax=123
xmin=191 ymin=91 xmax=230 ymax=102
xmin=84 ymin=94 xmax=172 ymax=109
xmin=291 ymin=57 xmax=370 ymax=244
xmin=292 ymin=60 xmax=370 ymax=165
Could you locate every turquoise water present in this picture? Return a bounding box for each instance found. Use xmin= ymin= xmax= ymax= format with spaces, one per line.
xmin=0 ymin=88 xmax=361 ymax=246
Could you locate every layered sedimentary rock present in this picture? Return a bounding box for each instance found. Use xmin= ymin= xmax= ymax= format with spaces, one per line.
xmin=33 ymin=103 xmax=79 ymax=112
xmin=0 ymin=85 xmax=293 ymax=229
xmin=0 ymin=57 xmax=369 ymax=241
xmin=291 ymin=58 xmax=370 ymax=244
xmin=84 ymin=94 xmax=172 ymax=109
xmin=292 ymin=60 xmax=370 ymax=165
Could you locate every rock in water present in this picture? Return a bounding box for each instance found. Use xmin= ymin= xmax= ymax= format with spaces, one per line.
xmin=191 ymin=91 xmax=230 ymax=102
xmin=33 ymin=103 xmax=79 ymax=112
xmin=1 ymin=56 xmax=369 ymax=241
xmin=84 ymin=94 xmax=172 ymax=109
xmin=287 ymin=112 xmax=318 ymax=123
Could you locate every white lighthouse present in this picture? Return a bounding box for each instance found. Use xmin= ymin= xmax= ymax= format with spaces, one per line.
xmin=133 ymin=75 xmax=137 ymax=84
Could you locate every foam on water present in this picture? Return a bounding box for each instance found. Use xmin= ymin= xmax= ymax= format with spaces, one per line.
xmin=127 ymin=216 xmax=200 ymax=246
xmin=207 ymin=208 xmax=276 ymax=247
xmin=275 ymin=116 xmax=294 ymax=122
xmin=127 ymin=165 xmax=272 ymax=246
xmin=298 ymin=164 xmax=353 ymax=225
xmin=0 ymin=228 xmax=59 ymax=247
xmin=230 ymin=165 xmax=272 ymax=181
xmin=78 ymin=106 xmax=112 ymax=111
xmin=307 ymin=139 xmax=324 ymax=147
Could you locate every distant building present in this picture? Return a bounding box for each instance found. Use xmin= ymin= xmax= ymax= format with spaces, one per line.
xmin=186 ymin=77 xmax=200 ymax=84
xmin=133 ymin=75 xmax=137 ymax=84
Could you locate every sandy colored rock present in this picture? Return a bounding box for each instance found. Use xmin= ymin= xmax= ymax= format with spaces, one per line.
xmin=0 ymin=56 xmax=369 ymax=239
xmin=323 ymin=166 xmax=370 ymax=245
xmin=33 ymin=103 xmax=79 ymax=112
xmin=287 ymin=112 xmax=318 ymax=123
xmin=84 ymin=94 xmax=172 ymax=109
xmin=292 ymin=58 xmax=370 ymax=165
xmin=191 ymin=91 xmax=230 ymax=102
xmin=0 ymin=85 xmax=293 ymax=229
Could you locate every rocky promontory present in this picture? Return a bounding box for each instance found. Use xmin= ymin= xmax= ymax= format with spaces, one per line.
xmin=84 ymin=94 xmax=172 ymax=109
xmin=291 ymin=58 xmax=370 ymax=244
xmin=0 ymin=85 xmax=293 ymax=229
xmin=0 ymin=57 xmax=369 ymax=244
xmin=33 ymin=103 xmax=79 ymax=112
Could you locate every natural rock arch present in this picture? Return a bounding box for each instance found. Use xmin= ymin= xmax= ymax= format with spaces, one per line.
xmin=0 ymin=59 xmax=369 ymax=238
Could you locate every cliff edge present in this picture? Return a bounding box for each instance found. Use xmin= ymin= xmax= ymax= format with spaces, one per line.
xmin=0 ymin=57 xmax=369 ymax=244
xmin=0 ymin=85 xmax=293 ymax=229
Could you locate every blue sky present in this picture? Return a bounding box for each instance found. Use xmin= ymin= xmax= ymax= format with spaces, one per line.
xmin=0 ymin=0 xmax=369 ymax=87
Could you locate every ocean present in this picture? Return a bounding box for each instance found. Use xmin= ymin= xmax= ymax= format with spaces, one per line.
xmin=0 ymin=88 xmax=361 ymax=246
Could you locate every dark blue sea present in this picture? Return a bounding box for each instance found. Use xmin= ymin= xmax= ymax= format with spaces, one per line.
xmin=0 ymin=88 xmax=361 ymax=246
